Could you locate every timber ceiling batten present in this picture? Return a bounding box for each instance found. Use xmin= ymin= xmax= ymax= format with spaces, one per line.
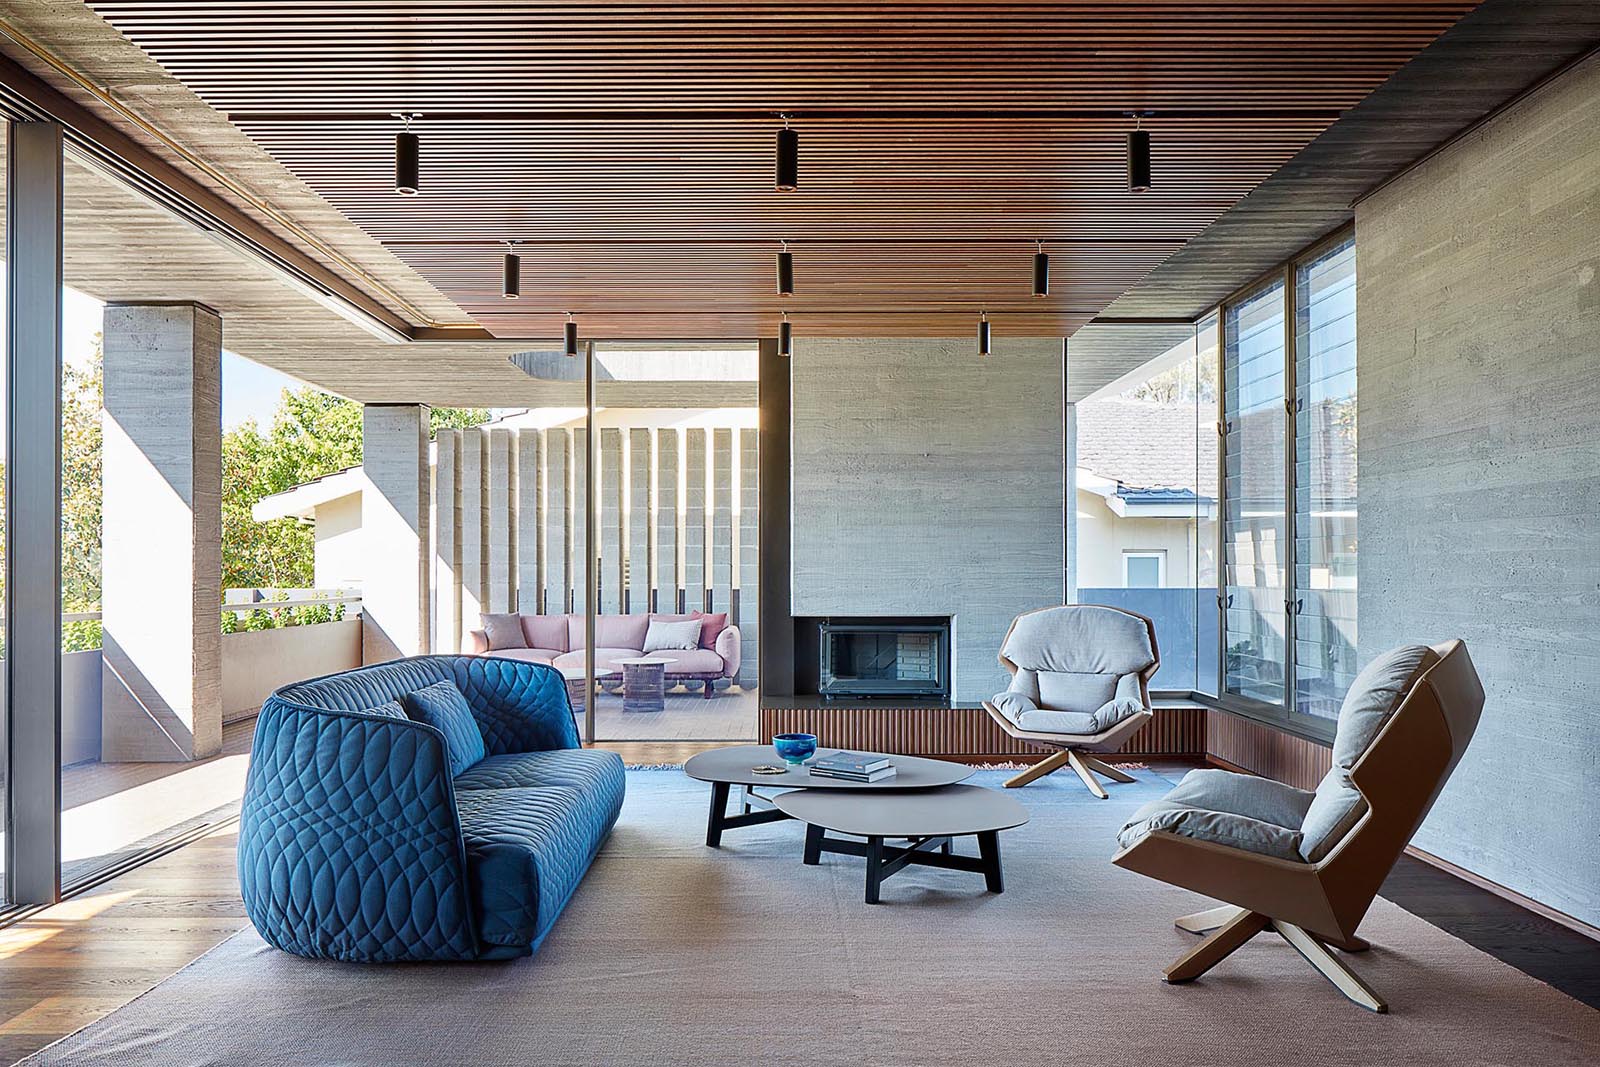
xmin=88 ymin=2 xmax=1477 ymax=340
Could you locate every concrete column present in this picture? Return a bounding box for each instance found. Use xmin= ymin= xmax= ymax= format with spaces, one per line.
xmin=599 ymin=427 xmax=624 ymax=613
xmin=737 ymin=426 xmax=760 ymax=687
xmin=360 ymin=404 xmax=430 ymax=662
xmin=516 ymin=429 xmax=545 ymax=614
xmin=546 ymin=429 xmax=571 ymax=612
xmin=655 ymin=428 xmax=680 ymax=612
xmin=433 ymin=430 xmax=461 ymax=652
xmin=571 ymin=428 xmax=588 ymax=616
xmin=458 ymin=428 xmax=488 ymax=646
xmin=628 ymin=428 xmax=653 ymax=614
xmin=101 ymin=302 xmax=223 ymax=762
xmin=486 ymin=427 xmax=517 ymax=613
xmin=684 ymin=427 xmax=708 ymax=613
xmin=1065 ymin=400 xmax=1078 ymax=604
xmin=711 ymin=428 xmax=734 ymax=616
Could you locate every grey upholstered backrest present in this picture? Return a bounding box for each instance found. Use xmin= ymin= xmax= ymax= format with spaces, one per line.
xmin=1001 ymin=605 xmax=1156 ymax=676
xmin=1298 ymin=643 xmax=1440 ymax=862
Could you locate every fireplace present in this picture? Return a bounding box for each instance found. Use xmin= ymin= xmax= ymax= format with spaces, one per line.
xmin=817 ymin=619 xmax=950 ymax=699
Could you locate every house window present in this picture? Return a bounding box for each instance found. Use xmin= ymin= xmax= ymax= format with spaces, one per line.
xmin=1123 ymin=550 xmax=1166 ymax=588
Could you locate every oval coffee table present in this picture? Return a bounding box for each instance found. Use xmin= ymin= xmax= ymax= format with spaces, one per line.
xmin=683 ymin=745 xmax=972 ymax=848
xmin=775 ymin=784 xmax=1029 ymax=904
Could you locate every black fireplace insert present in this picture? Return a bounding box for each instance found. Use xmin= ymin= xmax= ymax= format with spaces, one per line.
xmin=817 ymin=619 xmax=950 ymax=699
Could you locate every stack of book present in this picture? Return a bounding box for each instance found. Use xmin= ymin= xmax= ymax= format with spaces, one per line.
xmin=809 ymin=751 xmax=896 ymax=782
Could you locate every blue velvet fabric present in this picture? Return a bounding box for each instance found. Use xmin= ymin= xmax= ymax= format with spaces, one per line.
xmin=238 ymin=655 xmax=620 ymax=963
xmin=402 ymin=680 xmax=487 ymax=777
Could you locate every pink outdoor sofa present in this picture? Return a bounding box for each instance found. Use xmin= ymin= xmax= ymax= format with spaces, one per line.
xmin=467 ymin=612 xmax=741 ymax=697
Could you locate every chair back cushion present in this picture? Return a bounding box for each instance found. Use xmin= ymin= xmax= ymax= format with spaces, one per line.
xmin=1002 ymin=605 xmax=1155 ymax=676
xmin=1036 ymin=671 xmax=1118 ymax=714
xmin=481 ymin=613 xmax=528 ymax=651
xmin=403 ymin=680 xmax=489 ymax=777
xmin=1298 ymin=643 xmax=1439 ymax=861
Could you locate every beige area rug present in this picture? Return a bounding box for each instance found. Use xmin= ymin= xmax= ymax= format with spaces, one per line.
xmin=22 ymin=770 xmax=1600 ymax=1066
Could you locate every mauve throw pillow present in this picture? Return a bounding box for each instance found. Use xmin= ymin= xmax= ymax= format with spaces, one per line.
xmin=699 ymin=612 xmax=729 ymax=648
xmin=402 ymin=680 xmax=487 ymax=777
xmin=481 ymin=613 xmax=528 ymax=651
xmin=644 ymin=618 xmax=703 ymax=653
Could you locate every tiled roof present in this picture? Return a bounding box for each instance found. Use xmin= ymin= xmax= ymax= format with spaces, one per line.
xmin=1077 ymin=398 xmax=1218 ymax=495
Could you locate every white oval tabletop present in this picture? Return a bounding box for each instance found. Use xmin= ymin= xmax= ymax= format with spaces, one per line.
xmin=774 ymin=784 xmax=1029 ymax=838
xmin=683 ymin=745 xmax=972 ymax=790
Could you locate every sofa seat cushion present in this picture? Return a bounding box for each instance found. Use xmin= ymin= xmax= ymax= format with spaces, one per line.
xmin=455 ymin=783 xmax=621 ymax=951
xmin=401 ymin=680 xmax=487 ymax=777
xmin=481 ymin=647 xmax=558 ymax=667
xmin=661 ymin=648 xmax=726 ymax=675
xmin=552 ymin=648 xmax=648 ymax=673
xmin=1116 ymin=768 xmax=1315 ymax=861
xmin=455 ymin=748 xmax=626 ymax=797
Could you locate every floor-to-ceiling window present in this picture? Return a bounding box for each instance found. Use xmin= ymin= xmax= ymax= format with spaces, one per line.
xmin=1222 ymin=278 xmax=1289 ymax=708
xmin=1293 ymin=236 xmax=1358 ymax=721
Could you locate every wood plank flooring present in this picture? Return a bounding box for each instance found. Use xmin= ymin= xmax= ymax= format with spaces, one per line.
xmin=2 ymin=755 xmax=1596 ymax=1066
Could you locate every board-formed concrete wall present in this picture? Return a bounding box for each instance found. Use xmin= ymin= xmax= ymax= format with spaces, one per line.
xmin=1355 ymin=53 xmax=1600 ymax=927
xmin=791 ymin=337 xmax=1065 ymax=703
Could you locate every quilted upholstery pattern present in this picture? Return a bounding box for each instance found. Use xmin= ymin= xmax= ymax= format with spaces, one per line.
xmin=457 ymin=780 xmax=624 ymax=951
xmin=402 ymin=680 xmax=488 ymax=777
xmin=238 ymin=655 xmax=616 ymax=963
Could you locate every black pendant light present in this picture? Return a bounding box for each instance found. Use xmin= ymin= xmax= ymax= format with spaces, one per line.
xmin=1128 ymin=119 xmax=1152 ymax=194
xmin=776 ymin=241 xmax=794 ymax=297
xmin=776 ymin=115 xmax=798 ymax=192
xmin=779 ymin=312 xmax=792 ymax=358
xmin=564 ymin=312 xmax=579 ymax=358
xmin=501 ymin=243 xmax=521 ymax=300
xmin=1033 ymin=241 xmax=1050 ymax=297
xmin=395 ymin=113 xmax=420 ymax=196
xmin=977 ymin=311 xmax=991 ymax=358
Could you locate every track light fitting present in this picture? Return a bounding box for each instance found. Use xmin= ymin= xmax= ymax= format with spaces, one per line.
xmin=978 ymin=311 xmax=991 ymax=358
xmin=564 ymin=312 xmax=578 ymax=358
xmin=779 ymin=312 xmax=792 ymax=357
xmin=1127 ymin=121 xmax=1152 ymax=194
xmin=1033 ymin=241 xmax=1049 ymax=297
xmin=777 ymin=242 xmax=794 ymax=296
xmin=776 ymin=115 xmax=798 ymax=192
xmin=394 ymin=113 xmax=420 ymax=196
xmin=502 ymin=243 xmax=521 ymax=299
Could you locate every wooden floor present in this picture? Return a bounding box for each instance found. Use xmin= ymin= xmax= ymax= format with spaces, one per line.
xmin=589 ymin=685 xmax=758 ymax=742
xmin=1 ymin=755 xmax=1596 ymax=1065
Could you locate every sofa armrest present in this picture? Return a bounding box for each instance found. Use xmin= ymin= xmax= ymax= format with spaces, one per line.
xmin=715 ymin=624 xmax=741 ymax=679
xmin=448 ymin=658 xmax=580 ymax=755
xmin=238 ymin=699 xmax=479 ymax=962
xmin=467 ymin=630 xmax=489 ymax=654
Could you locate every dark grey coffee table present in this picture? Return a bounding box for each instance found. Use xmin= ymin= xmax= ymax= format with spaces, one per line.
xmin=775 ymin=784 xmax=1029 ymax=904
xmin=683 ymin=745 xmax=973 ymax=847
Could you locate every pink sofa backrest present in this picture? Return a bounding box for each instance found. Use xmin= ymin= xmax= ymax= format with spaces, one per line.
xmin=520 ymin=613 xmax=570 ymax=652
xmin=566 ymin=612 xmax=652 ymax=650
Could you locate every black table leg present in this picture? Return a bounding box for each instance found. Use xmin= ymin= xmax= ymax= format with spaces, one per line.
xmin=803 ymin=823 xmax=824 ymax=865
xmin=706 ymin=781 xmax=731 ymax=848
xmin=865 ymin=836 xmax=885 ymax=904
xmin=978 ymin=830 xmax=1004 ymax=893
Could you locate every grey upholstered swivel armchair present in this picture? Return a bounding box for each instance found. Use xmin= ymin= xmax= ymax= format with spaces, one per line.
xmin=1112 ymin=640 xmax=1484 ymax=1012
xmin=981 ymin=605 xmax=1159 ymax=795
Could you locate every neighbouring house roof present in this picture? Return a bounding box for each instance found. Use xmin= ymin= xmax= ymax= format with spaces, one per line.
xmin=252 ymin=465 xmax=365 ymax=522
xmin=1076 ymin=398 xmax=1218 ymax=497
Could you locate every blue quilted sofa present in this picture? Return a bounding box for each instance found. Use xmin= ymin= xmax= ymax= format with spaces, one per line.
xmin=238 ymin=655 xmax=625 ymax=962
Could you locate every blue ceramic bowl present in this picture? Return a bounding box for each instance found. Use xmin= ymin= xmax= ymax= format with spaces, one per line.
xmin=773 ymin=733 xmax=818 ymax=766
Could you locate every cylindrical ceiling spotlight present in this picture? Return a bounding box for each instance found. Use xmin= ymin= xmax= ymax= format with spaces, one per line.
xmin=978 ymin=311 xmax=991 ymax=358
xmin=1128 ymin=125 xmax=1152 ymax=194
xmin=394 ymin=113 xmax=420 ymax=196
xmin=776 ymin=241 xmax=794 ymax=296
xmin=1033 ymin=241 xmax=1050 ymax=297
xmin=564 ymin=312 xmax=579 ymax=358
xmin=776 ymin=115 xmax=798 ymax=192
xmin=779 ymin=312 xmax=792 ymax=358
xmin=501 ymin=243 xmax=521 ymax=299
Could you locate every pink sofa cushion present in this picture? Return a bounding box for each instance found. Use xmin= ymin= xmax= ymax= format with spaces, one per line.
xmin=552 ymin=647 xmax=726 ymax=677
xmin=553 ymin=648 xmax=650 ymax=675
xmin=698 ymin=612 xmax=729 ymax=649
xmin=663 ymin=648 xmax=726 ymax=674
xmin=565 ymin=613 xmax=650 ymax=651
xmin=483 ymin=647 xmax=557 ymax=667
xmin=521 ymin=614 xmax=569 ymax=653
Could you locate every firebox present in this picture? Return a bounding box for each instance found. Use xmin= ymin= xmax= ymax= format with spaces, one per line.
xmin=818 ymin=619 xmax=950 ymax=699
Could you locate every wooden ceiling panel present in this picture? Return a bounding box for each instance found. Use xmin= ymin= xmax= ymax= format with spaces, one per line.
xmin=89 ymin=2 xmax=1478 ymax=339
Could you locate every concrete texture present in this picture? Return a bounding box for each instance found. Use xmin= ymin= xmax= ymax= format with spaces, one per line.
xmin=485 ymin=428 xmax=517 ymax=615
xmin=100 ymin=303 xmax=223 ymax=762
xmin=360 ymin=405 xmax=430 ymax=661
xmin=1356 ymin=53 xmax=1600 ymax=928
xmin=516 ymin=430 xmax=545 ymax=614
xmin=791 ymin=337 xmax=1066 ymax=702
xmin=432 ymin=431 xmax=461 ymax=653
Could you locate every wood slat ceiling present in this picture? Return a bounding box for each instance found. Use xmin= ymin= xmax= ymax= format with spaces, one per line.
xmin=88 ymin=2 xmax=1478 ymax=340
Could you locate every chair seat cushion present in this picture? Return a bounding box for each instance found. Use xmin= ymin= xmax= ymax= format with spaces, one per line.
xmin=1116 ymin=768 xmax=1314 ymax=862
xmin=401 ymin=680 xmax=487 ymax=777
xmin=456 ymin=782 xmax=623 ymax=951
xmin=1018 ymin=708 xmax=1101 ymax=735
xmin=455 ymin=748 xmax=626 ymax=795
